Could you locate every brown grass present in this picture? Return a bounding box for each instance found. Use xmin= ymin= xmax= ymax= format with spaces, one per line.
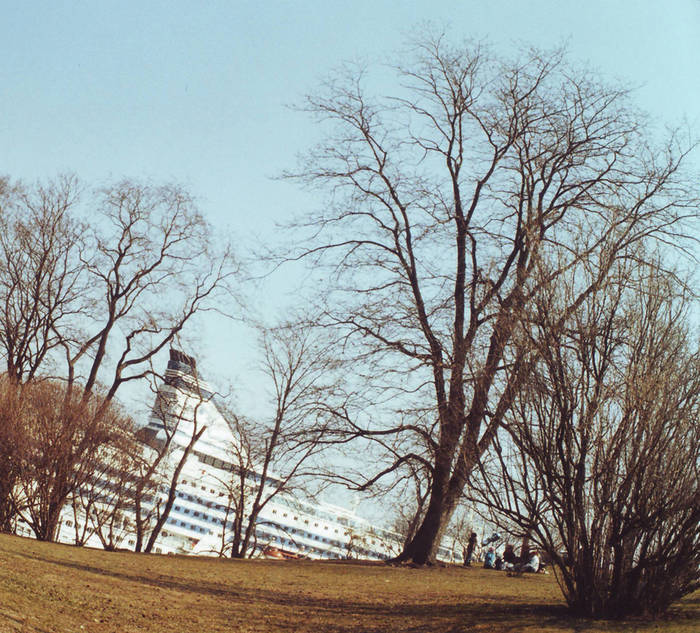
xmin=0 ymin=533 xmax=697 ymax=633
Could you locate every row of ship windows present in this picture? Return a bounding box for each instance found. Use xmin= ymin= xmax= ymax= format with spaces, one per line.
xmin=162 ymin=521 xmax=340 ymax=554
xmin=269 ymin=494 xmax=388 ymax=537
xmin=270 ymin=508 xmax=342 ymax=534
xmin=265 ymin=521 xmax=342 ymax=547
xmin=272 ymin=496 xmax=357 ymax=529
xmin=166 ymin=518 xmax=210 ymax=534
xmin=269 ymin=495 xmax=397 ymax=542
xmin=168 ymin=510 xmax=339 ymax=547
xmin=172 ymin=504 xmax=222 ymax=525
xmin=173 ymin=488 xmax=351 ymax=540
xmin=180 ymin=481 xmax=221 ymax=496
xmin=170 ymin=497 xmax=382 ymax=551
xmin=266 ymin=508 xmax=379 ymax=548
xmin=175 ymin=490 xmax=226 ymax=510
xmin=255 ymin=527 xmax=343 ymax=556
xmin=166 ymin=513 xmax=355 ymax=553
xmin=63 ymin=499 xmax=390 ymax=557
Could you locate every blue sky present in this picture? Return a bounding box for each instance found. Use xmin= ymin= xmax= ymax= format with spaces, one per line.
xmin=4 ymin=1 xmax=699 ymax=226
xmin=2 ymin=0 xmax=699 ymax=407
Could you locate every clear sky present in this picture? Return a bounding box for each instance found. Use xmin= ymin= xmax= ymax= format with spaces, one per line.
xmin=2 ymin=0 xmax=699 ymax=409
xmin=3 ymin=1 xmax=698 ymax=223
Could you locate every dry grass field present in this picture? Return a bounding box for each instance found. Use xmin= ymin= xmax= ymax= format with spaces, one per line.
xmin=0 ymin=533 xmax=697 ymax=633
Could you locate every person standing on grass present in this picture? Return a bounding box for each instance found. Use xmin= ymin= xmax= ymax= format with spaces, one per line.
xmin=463 ymin=532 xmax=477 ymax=566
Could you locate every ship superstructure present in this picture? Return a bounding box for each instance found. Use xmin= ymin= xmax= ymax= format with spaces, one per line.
xmin=22 ymin=349 xmax=454 ymax=561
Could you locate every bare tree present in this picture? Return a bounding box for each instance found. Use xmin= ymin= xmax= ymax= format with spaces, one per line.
xmin=142 ymin=399 xmax=207 ymax=554
xmin=222 ymin=324 xmax=342 ymax=558
xmin=474 ymin=260 xmax=700 ymax=618
xmin=284 ymin=34 xmax=699 ymax=563
xmin=0 ymin=175 xmax=84 ymax=383
xmin=64 ymin=180 xmax=238 ymax=411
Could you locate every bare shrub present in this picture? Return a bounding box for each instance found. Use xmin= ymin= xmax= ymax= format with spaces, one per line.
xmin=11 ymin=380 xmax=133 ymax=541
xmin=475 ymin=261 xmax=700 ymax=618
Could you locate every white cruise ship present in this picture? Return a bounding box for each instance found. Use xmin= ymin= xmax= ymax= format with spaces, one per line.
xmin=41 ymin=349 xmax=445 ymax=561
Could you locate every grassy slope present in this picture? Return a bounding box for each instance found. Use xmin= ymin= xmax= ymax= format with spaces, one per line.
xmin=0 ymin=534 xmax=697 ymax=633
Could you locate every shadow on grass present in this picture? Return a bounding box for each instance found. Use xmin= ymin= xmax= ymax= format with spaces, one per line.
xmin=11 ymin=548 xmax=699 ymax=633
xmin=12 ymin=548 xmax=246 ymax=599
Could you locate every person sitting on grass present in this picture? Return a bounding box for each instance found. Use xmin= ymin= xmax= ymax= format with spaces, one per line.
xmin=484 ymin=547 xmax=496 ymax=569
xmin=522 ymin=550 xmax=540 ymax=573
xmin=502 ymin=543 xmax=518 ymax=570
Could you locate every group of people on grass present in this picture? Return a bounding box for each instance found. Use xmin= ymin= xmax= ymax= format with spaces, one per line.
xmin=463 ymin=532 xmax=543 ymax=573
